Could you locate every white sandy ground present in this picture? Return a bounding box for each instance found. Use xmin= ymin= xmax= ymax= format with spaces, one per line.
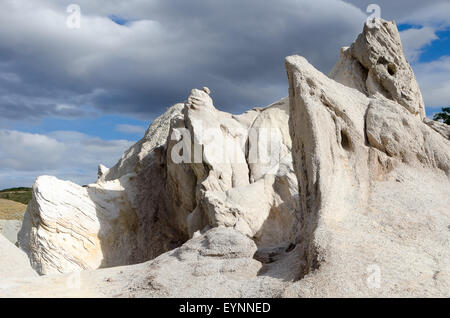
xmin=0 ymin=220 xmax=22 ymax=244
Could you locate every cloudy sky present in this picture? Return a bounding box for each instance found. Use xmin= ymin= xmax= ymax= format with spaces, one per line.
xmin=0 ymin=0 xmax=449 ymax=189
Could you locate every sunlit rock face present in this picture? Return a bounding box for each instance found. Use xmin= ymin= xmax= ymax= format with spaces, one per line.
xmin=285 ymin=20 xmax=450 ymax=297
xmin=329 ymin=20 xmax=426 ymax=119
xmin=18 ymin=103 xmax=188 ymax=275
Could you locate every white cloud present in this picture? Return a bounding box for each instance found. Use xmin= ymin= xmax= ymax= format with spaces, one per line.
xmin=0 ymin=0 xmax=369 ymax=188
xmin=0 ymin=130 xmax=65 ymax=171
xmin=400 ymin=1 xmax=450 ymax=28
xmin=0 ymin=129 xmax=134 ymax=188
xmin=400 ymin=27 xmax=437 ymax=63
xmin=116 ymin=124 xmax=147 ymax=135
xmin=0 ymin=72 xmax=21 ymax=83
xmin=414 ymin=56 xmax=450 ymax=110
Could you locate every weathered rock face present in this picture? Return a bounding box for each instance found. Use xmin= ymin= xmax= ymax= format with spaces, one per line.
xmin=7 ymin=19 xmax=450 ymax=297
xmin=19 ymin=88 xmax=299 ymax=275
xmin=287 ymin=55 xmax=372 ymax=279
xmin=18 ymin=104 xmax=189 ymax=275
xmin=424 ymin=118 xmax=450 ymax=140
xmin=18 ymin=176 xmax=144 ymax=274
xmin=330 ymin=19 xmax=426 ymax=119
xmin=126 ymin=227 xmax=263 ymax=298
xmin=168 ymin=89 xmax=299 ymax=249
xmin=366 ymin=99 xmax=450 ymax=175
xmin=285 ymin=21 xmax=450 ymax=297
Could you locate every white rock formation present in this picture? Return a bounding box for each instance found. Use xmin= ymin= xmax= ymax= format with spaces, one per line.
xmin=18 ymin=176 xmax=143 ymax=274
xmin=366 ymin=99 xmax=450 ymax=175
xmin=424 ymin=118 xmax=450 ymax=140
xmin=168 ymin=89 xmax=299 ymax=248
xmin=330 ymin=19 xmax=426 ymax=119
xmin=6 ymin=19 xmax=450 ymax=297
xmin=18 ymin=87 xmax=299 ymax=275
xmin=285 ymin=34 xmax=450 ymax=296
xmin=18 ymin=103 xmax=188 ymax=275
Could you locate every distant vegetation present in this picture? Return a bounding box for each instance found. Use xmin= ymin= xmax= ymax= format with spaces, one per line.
xmin=0 ymin=187 xmax=32 ymax=205
xmin=433 ymin=107 xmax=450 ymax=125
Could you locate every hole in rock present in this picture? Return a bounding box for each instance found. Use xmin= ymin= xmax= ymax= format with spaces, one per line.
xmin=340 ymin=130 xmax=352 ymax=151
xmin=387 ymin=63 xmax=397 ymax=76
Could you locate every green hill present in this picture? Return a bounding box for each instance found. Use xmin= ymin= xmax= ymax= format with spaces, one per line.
xmin=0 ymin=187 xmax=32 ymax=205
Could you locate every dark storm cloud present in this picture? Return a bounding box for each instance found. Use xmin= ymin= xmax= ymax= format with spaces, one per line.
xmin=343 ymin=0 xmax=449 ymax=24
xmin=0 ymin=0 xmax=367 ymax=120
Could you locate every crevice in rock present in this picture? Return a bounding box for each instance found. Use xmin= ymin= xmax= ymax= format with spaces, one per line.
xmin=358 ymin=60 xmax=369 ymax=94
xmin=340 ymin=129 xmax=353 ymax=151
xmin=377 ymin=56 xmax=389 ymax=65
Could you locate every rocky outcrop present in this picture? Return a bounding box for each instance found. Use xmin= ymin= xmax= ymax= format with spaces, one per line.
xmin=169 ymin=89 xmax=299 ymax=249
xmin=99 ymin=103 xmax=185 ymax=182
xmin=18 ymin=104 xmax=189 ymax=275
xmin=366 ymin=99 xmax=450 ymax=175
xmin=424 ymin=118 xmax=450 ymax=140
xmin=18 ymin=176 xmax=143 ymax=274
xmin=285 ymin=21 xmax=450 ymax=296
xmin=7 ymin=19 xmax=450 ymax=297
xmin=286 ymin=55 xmax=372 ymax=279
xmin=125 ymin=227 xmax=263 ymax=297
xmin=19 ymin=87 xmax=299 ymax=275
xmin=330 ymin=20 xmax=426 ymax=119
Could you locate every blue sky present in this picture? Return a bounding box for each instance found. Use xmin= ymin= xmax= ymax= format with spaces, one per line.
xmin=0 ymin=0 xmax=449 ymax=189
xmin=12 ymin=114 xmax=150 ymax=142
xmin=108 ymin=15 xmax=131 ymax=26
xmin=397 ymin=23 xmax=450 ymax=117
xmin=398 ymin=23 xmax=450 ymax=64
xmin=418 ymin=29 xmax=450 ymax=63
